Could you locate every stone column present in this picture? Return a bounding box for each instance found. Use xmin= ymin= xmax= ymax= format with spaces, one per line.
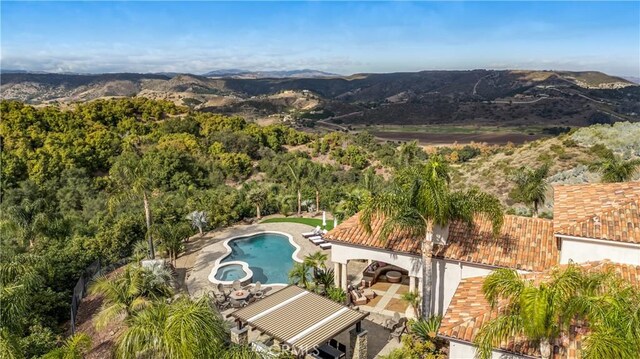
xmin=409 ymin=276 xmax=416 ymax=293
xmin=341 ymin=262 xmax=348 ymax=291
xmin=348 ymin=327 xmax=368 ymax=359
xmin=230 ymin=326 xmax=248 ymax=345
xmin=334 ymin=262 xmax=341 ymax=288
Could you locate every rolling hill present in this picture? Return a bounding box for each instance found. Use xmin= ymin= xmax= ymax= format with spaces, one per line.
xmin=1 ymin=70 xmax=637 ymax=130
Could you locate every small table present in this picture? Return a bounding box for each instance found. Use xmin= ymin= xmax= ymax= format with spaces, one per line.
xmin=386 ymin=271 xmax=402 ymax=283
xmin=229 ymin=290 xmax=250 ymax=301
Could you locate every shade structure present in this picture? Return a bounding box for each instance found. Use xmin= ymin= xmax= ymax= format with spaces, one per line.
xmin=229 ymin=285 xmax=368 ymax=354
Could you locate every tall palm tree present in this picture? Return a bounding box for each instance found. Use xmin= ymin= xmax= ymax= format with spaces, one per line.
xmin=42 ymin=333 xmax=92 ymax=359
xmin=109 ymin=150 xmax=158 ymax=259
xmin=115 ymin=296 xmax=228 ymax=358
xmin=89 ymin=265 xmax=173 ymax=329
xmin=286 ymin=160 xmax=307 ymax=216
xmin=361 ymin=156 xmax=503 ymax=317
xmin=593 ymin=155 xmax=640 ymax=183
xmin=288 ymin=262 xmax=312 ymax=289
xmin=474 ymin=265 xmax=587 ymax=359
xmin=510 ymin=164 xmax=549 ymax=216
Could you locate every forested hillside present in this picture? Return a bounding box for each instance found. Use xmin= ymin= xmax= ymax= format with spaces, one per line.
xmin=1 ymin=98 xmax=638 ymax=357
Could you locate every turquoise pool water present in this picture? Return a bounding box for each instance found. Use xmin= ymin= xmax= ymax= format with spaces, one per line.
xmin=221 ymin=233 xmax=296 ymax=284
xmin=214 ymin=264 xmax=247 ymax=282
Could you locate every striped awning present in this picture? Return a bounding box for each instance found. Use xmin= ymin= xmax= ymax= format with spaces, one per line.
xmin=229 ymin=285 xmax=368 ymax=352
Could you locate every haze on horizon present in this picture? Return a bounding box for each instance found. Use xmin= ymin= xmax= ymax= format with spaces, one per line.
xmin=1 ymin=1 xmax=639 ymax=77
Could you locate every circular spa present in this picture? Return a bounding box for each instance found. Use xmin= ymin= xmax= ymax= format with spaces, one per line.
xmin=209 ymin=232 xmax=301 ymax=285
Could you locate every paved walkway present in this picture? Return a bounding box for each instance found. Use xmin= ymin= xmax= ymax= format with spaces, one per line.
xmin=186 ymin=222 xmax=329 ymax=296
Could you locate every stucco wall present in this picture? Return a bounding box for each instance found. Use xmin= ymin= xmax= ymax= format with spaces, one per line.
xmin=431 ymin=259 xmax=494 ymax=315
xmin=330 ymin=243 xmax=423 ymax=277
xmin=449 ymin=339 xmax=530 ymax=359
xmin=559 ymin=236 xmax=640 ymax=266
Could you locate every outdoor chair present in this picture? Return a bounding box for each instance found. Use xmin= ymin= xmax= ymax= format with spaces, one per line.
xmin=229 ymin=298 xmax=246 ymax=308
xmin=251 ymin=282 xmax=264 ymax=298
xmin=350 ymin=289 xmax=367 ymax=306
xmin=232 ymin=280 xmax=242 ymax=291
xmin=215 ymin=296 xmax=230 ymax=310
xmin=389 ymin=319 xmax=407 ymax=342
xmin=302 ymin=226 xmax=321 ymax=237
xmin=384 ymin=312 xmax=401 ymax=330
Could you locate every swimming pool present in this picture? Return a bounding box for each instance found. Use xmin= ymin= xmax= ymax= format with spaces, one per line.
xmin=210 ymin=232 xmax=302 ymax=285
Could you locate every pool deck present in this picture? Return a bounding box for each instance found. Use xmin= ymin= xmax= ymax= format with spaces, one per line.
xmin=186 ymin=222 xmax=330 ymax=297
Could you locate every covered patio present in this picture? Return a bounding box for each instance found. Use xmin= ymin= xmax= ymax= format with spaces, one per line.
xmin=228 ymin=285 xmax=369 ymax=359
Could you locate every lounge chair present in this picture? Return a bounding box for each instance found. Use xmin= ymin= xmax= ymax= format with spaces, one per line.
xmin=302 ymin=226 xmax=321 ymax=237
xmin=309 ymin=237 xmax=326 ymax=245
xmin=350 ymin=289 xmax=367 ymax=306
xmin=319 ymin=242 xmax=332 ymax=250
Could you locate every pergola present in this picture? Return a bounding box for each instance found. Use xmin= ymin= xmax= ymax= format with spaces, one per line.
xmin=229 ymin=285 xmax=369 ymax=358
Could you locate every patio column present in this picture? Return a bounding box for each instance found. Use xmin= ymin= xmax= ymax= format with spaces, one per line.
xmin=341 ymin=262 xmax=348 ymax=291
xmin=230 ymin=326 xmax=248 ymax=345
xmin=409 ymin=276 xmax=416 ymax=293
xmin=348 ymin=325 xmax=368 ymax=359
xmin=334 ymin=262 xmax=341 ymax=288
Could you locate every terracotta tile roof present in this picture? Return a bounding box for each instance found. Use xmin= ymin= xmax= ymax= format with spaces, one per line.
xmin=555 ymin=199 xmax=640 ymax=244
xmin=326 ymin=213 xmax=558 ymax=271
xmin=438 ymin=260 xmax=640 ymax=358
xmin=434 ymin=215 xmax=558 ymax=272
xmin=553 ymin=182 xmax=640 ymax=243
xmin=324 ymin=212 xmax=422 ymax=255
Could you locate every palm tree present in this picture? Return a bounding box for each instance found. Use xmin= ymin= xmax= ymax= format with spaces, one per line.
xmin=186 ymin=210 xmax=208 ymax=236
xmin=474 ymin=265 xmax=587 ymax=359
xmin=509 ymin=163 xmax=549 ymax=216
xmin=246 ymin=182 xmax=270 ymax=219
xmin=361 ymin=156 xmax=503 ymax=317
xmin=89 ymin=265 xmax=173 ymax=329
xmin=155 ymin=222 xmax=192 ymax=263
xmin=0 ymin=328 xmax=22 ymax=359
xmin=109 ymin=150 xmax=158 ymax=259
xmin=304 ymin=251 xmax=328 ymax=278
xmin=1 ymin=197 xmax=48 ymax=248
xmin=115 ymin=296 xmax=228 ymax=358
xmin=564 ymin=270 xmax=640 ymax=359
xmin=42 ymin=333 xmax=92 ymax=359
xmin=593 ymin=155 xmax=640 ymax=183
xmin=286 ymin=160 xmax=307 ymax=216
xmin=288 ymin=262 xmax=312 ymax=289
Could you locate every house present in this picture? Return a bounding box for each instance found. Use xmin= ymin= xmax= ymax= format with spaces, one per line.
xmin=325 ymin=181 xmax=640 ymax=358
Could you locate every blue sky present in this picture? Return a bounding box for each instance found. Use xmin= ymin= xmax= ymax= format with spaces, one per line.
xmin=2 ymin=1 xmax=639 ymax=76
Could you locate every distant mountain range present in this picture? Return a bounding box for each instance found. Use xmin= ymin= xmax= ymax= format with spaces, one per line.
xmin=1 ymin=68 xmax=339 ymax=79
xmin=200 ymin=69 xmax=339 ymax=78
xmin=1 ymin=69 xmax=637 ymax=128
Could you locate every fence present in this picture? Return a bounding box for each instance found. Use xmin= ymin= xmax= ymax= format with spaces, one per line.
xmin=70 ymin=259 xmax=101 ymax=334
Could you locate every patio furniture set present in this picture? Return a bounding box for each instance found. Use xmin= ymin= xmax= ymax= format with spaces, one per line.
xmin=302 ymin=226 xmax=332 ymax=249
xmin=360 ymin=261 xmax=409 ymax=287
xmin=384 ymin=312 xmax=408 ymax=342
xmin=212 ymin=280 xmax=268 ymax=310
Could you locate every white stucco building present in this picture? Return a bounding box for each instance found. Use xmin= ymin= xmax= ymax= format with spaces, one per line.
xmin=325 ymin=182 xmax=640 ymax=359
